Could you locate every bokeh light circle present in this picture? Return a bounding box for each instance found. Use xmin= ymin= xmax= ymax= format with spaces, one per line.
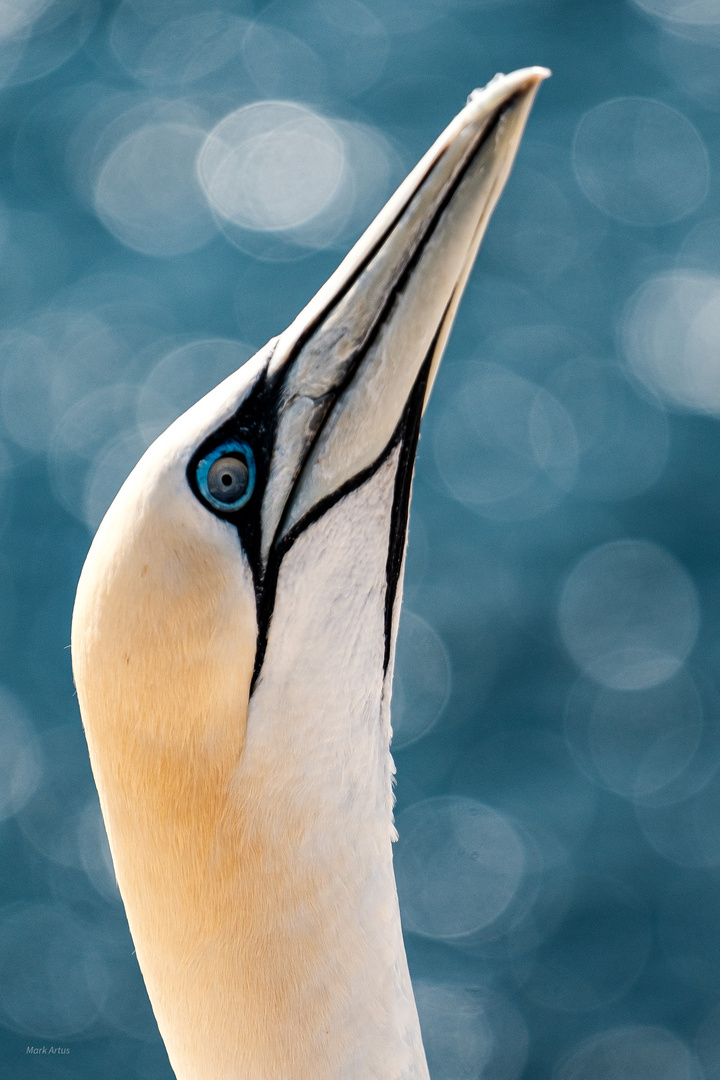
xmin=564 ymin=671 xmax=704 ymax=800
xmin=109 ymin=6 xmax=248 ymax=87
xmin=0 ymin=0 xmax=54 ymax=39
xmin=241 ymin=20 xmax=326 ymax=103
xmin=0 ymin=308 xmax=129 ymax=452
xmin=623 ymin=272 xmax=720 ymax=414
xmin=137 ymin=337 xmax=253 ymax=445
xmin=559 ymin=540 xmax=699 ymax=690
xmin=433 ymin=362 xmax=578 ymax=521
xmin=0 ymin=0 xmax=99 ymax=90
xmin=94 ymin=121 xmax=215 ymax=256
xmin=632 ymin=0 xmax=720 ymax=26
xmin=414 ymin=983 xmax=493 ymax=1080
xmin=635 ymin=762 xmax=720 ymax=867
xmin=0 ymin=904 xmax=103 ymax=1038
xmin=555 ymin=1025 xmax=702 ymax=1080
xmin=49 ymin=382 xmax=139 ymax=522
xmin=572 ymin=98 xmax=708 ymax=225
xmin=198 ymin=102 xmax=345 ymax=233
xmin=394 ymin=796 xmax=525 ymax=938
xmin=416 ymin=981 xmax=528 ymax=1080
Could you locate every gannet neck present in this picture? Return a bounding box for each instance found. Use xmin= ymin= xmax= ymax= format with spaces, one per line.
xmin=75 ymin=445 xmax=428 ymax=1080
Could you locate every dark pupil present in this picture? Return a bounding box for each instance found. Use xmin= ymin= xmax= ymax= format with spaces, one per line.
xmin=207 ymin=455 xmax=249 ymax=503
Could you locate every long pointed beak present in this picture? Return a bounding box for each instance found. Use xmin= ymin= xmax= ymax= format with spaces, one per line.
xmin=261 ymin=66 xmax=549 ymax=565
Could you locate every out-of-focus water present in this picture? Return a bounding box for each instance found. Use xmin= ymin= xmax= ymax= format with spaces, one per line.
xmin=0 ymin=1 xmax=719 ymax=1077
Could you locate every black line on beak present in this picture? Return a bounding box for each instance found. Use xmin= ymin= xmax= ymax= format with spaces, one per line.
xmin=383 ymin=346 xmax=432 ymax=670
xmin=268 ymin=94 xmax=515 ymax=403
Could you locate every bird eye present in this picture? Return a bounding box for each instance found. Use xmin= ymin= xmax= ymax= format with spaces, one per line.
xmin=196 ymin=441 xmax=255 ymax=512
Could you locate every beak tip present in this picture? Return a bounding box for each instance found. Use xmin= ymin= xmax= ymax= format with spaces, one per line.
xmin=465 ymin=66 xmax=551 ymax=114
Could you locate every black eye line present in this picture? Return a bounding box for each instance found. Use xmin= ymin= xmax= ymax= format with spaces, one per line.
xmin=186 ymin=357 xmax=427 ymax=692
xmin=185 ymin=363 xmax=283 ymax=603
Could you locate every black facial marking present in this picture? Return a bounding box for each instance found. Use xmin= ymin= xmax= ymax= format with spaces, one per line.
xmin=384 ymin=348 xmax=432 ymax=671
xmin=187 ymin=338 xmax=432 ymax=694
xmin=251 ymin=339 xmax=435 ymax=689
xmin=186 ymin=367 xmax=283 ymax=600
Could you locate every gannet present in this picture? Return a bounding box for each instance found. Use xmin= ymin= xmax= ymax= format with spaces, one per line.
xmin=71 ymin=68 xmax=547 ymax=1080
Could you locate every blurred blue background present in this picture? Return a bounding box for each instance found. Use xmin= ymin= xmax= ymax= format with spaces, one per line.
xmin=1 ymin=0 xmax=720 ymax=1077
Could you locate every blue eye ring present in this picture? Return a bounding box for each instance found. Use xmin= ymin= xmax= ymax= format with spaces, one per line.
xmin=196 ymin=441 xmax=256 ymax=512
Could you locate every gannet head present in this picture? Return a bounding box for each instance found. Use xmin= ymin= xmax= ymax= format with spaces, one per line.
xmin=71 ymin=68 xmax=548 ymax=1080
